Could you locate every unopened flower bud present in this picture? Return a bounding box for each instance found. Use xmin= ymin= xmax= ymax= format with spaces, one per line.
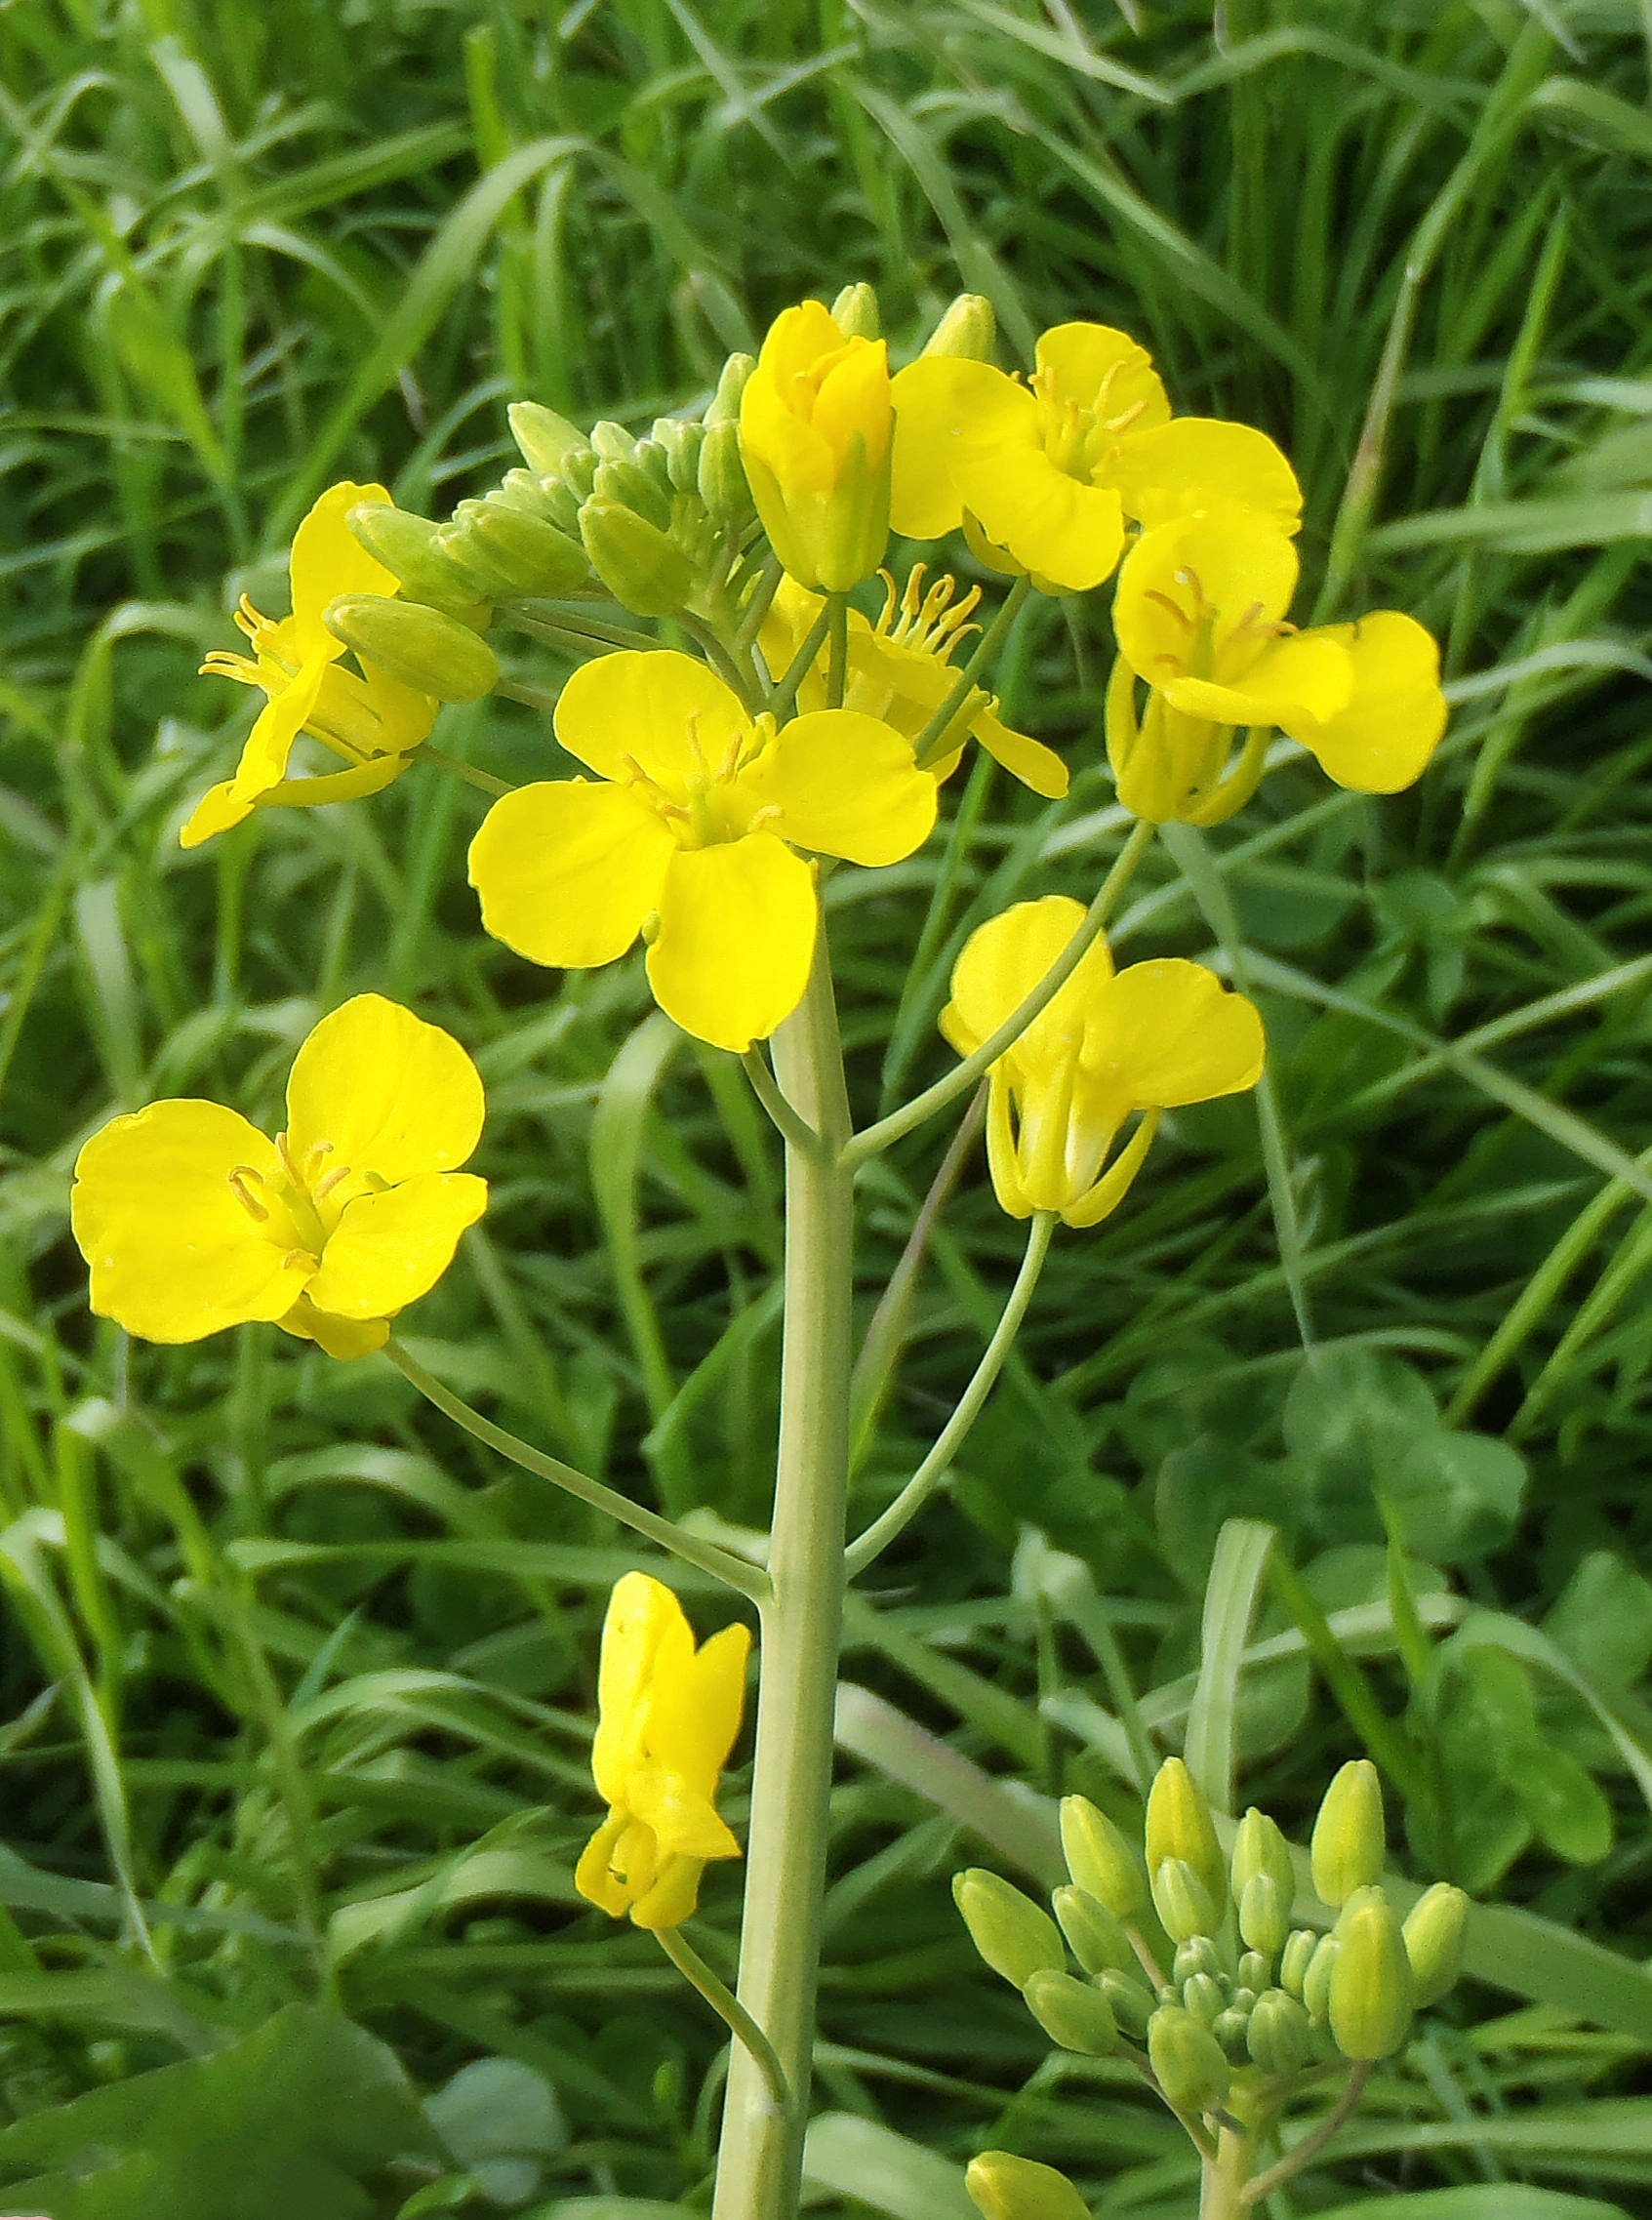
xmin=1302 ymin=1933 xmax=1341 ymax=2027
xmin=446 ymin=500 xmax=590 ymax=598
xmin=1098 ymin=1969 xmax=1156 ymax=2038
xmin=1232 ymin=1807 xmax=1296 ymax=1907
xmin=508 ymin=400 xmax=589 ymax=475
xmin=494 ymin=467 xmax=578 ymax=532
xmin=698 ymin=420 xmax=754 ymax=528
xmin=922 ymin=291 xmax=996 ymax=362
xmin=1024 ymin=1968 xmax=1119 ymax=2055
xmin=1146 ymin=1758 xmax=1227 ymax=1919
xmin=953 ymin=1870 xmax=1065 ymax=1992
xmin=1403 ymin=1882 xmax=1469 ymax=2009
xmin=1239 ymin=1874 xmax=1290 ymax=1959
xmin=1280 ymin=1928 xmax=1317 ymax=1998
xmin=705 ymin=351 xmax=755 ymax=427
xmin=323 ymin=594 xmax=499 ymax=703
xmin=830 ymin=281 xmax=881 ymax=339
xmin=1329 ymin=1893 xmax=1414 ymax=2060
xmin=966 ymin=2152 xmax=1090 ymax=2220
xmin=1182 ymin=1972 xmax=1224 ymax=2026
xmin=1247 ymin=1987 xmax=1314 ymax=2077
xmin=589 ymin=419 xmax=638 ymax=464
xmin=578 ymin=501 xmax=695 ymax=617
xmin=1172 ymin=1937 xmax=1222 ymax=1987
xmin=590 ymin=455 xmax=672 ymax=534
xmin=1151 ymin=1857 xmax=1216 ymax=1946
xmin=1311 ymin=1760 xmax=1387 ymax=1908
xmin=346 ymin=504 xmax=491 ymax=616
xmin=1237 ymin=1951 xmax=1270 ymax=1994
xmin=1052 ymin=1886 xmax=1134 ymax=1977
xmin=652 ymin=417 xmax=705 ymax=495
xmin=1060 ymin=1796 xmax=1148 ymax=1924
xmin=632 ymin=436 xmax=674 ymax=496
xmin=1148 ymin=2004 xmax=1230 ymax=2117
xmin=561 ymin=447 xmax=599 ymax=503
xmin=1212 ymin=2006 xmax=1253 ymax=2062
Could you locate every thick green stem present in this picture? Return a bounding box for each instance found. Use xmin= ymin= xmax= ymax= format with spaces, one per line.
xmin=1199 ymin=2125 xmax=1252 ymax=2219
xmin=712 ymin=942 xmax=855 ymax=2220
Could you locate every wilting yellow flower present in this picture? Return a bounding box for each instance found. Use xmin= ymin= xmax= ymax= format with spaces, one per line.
xmin=576 ymin=1572 xmax=750 ymax=1930
xmin=891 ymin=322 xmax=1301 ymax=594
xmin=1108 ymin=504 xmax=1447 ymax=822
xmin=941 ymin=896 xmax=1264 ymax=1226
xmin=740 ymin=300 xmax=893 ymax=591
xmin=184 ymin=483 xmax=438 ymax=847
xmin=760 ymin=572 xmax=1068 ymax=799
xmin=70 ymin=995 xmax=486 ymax=1358
xmin=467 ymin=649 xmax=935 ymax=1054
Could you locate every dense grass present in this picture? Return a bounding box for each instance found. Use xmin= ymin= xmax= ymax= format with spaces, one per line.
xmin=7 ymin=0 xmax=1652 ymax=2212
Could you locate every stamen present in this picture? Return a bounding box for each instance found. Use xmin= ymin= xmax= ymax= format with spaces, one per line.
xmin=685 ymin=709 xmax=707 ymax=772
xmin=227 ymin=1167 xmax=269 ymax=1222
xmin=312 ymin=1163 xmax=353 ymax=1202
xmin=1145 ymin=590 xmax=1194 ymax=631
xmin=747 ymin=804 xmax=785 ymax=833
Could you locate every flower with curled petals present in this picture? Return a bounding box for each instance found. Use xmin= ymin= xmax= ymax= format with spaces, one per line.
xmin=184 ymin=482 xmax=438 ymax=848
xmin=70 ymin=995 xmax=487 ymax=1358
xmin=739 ymin=299 xmax=892 ymax=591
xmin=759 ymin=571 xmax=1069 ymax=799
xmin=1108 ymin=503 xmax=1447 ymax=823
xmin=941 ymin=896 xmax=1265 ymax=1228
xmin=466 ymin=649 xmax=936 ymax=1054
xmin=891 ymin=322 xmax=1301 ymax=594
xmin=576 ymin=1571 xmax=750 ymax=1931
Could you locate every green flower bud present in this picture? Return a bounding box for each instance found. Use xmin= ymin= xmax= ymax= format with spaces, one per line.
xmin=1146 ymin=1758 xmax=1227 ymax=1919
xmin=578 ymin=501 xmax=695 ymax=617
xmin=1246 ymin=1987 xmax=1314 ymax=2077
xmin=589 ymin=419 xmax=638 ymax=464
xmin=445 ymin=500 xmax=590 ymax=598
xmin=1060 ymin=1796 xmax=1148 ymax=1924
xmin=1182 ymin=1972 xmax=1224 ymax=2027
xmin=590 ymin=455 xmax=672 ymax=534
xmin=1237 ymin=1951 xmax=1270 ymax=1995
xmin=1148 ymin=2004 xmax=1230 ymax=2117
xmin=1302 ymin=1933 xmax=1340 ymax=2027
xmin=561 ymin=447 xmax=599 ymax=503
xmin=1232 ymin=1987 xmax=1258 ymax=2012
xmin=652 ymin=417 xmax=705 ymax=496
xmin=1098 ymin=1968 xmax=1156 ymax=2038
xmin=705 ymin=350 xmax=755 ymax=427
xmin=922 ymin=291 xmax=997 ymax=362
xmin=953 ymin=1870 xmax=1066 ymax=1992
xmin=1311 ymin=1759 xmax=1387 ymax=1908
xmin=1232 ymin=1807 xmax=1296 ymax=1906
xmin=1280 ymin=1928 xmax=1317 ymax=1998
xmin=966 ymin=2153 xmax=1090 ymax=2220
xmin=323 ymin=594 xmax=499 ymax=704
xmin=1329 ymin=1892 xmax=1414 ymax=2060
xmin=698 ymin=419 xmax=754 ymax=528
xmin=1333 ymin=1882 xmax=1386 ymax=1936
xmin=632 ymin=436 xmax=674 ymax=496
xmin=1212 ymin=2006 xmax=1253 ymax=2062
xmin=1172 ymin=1937 xmax=1222 ymax=1987
xmin=1403 ymin=1881 xmax=1470 ymax=2009
xmin=508 ymin=400 xmax=589 ymax=475
xmin=1238 ymin=1874 xmax=1290 ymax=1959
xmin=1052 ymin=1886 xmax=1135 ymax=1977
xmin=1024 ymin=1968 xmax=1119 ymax=2055
xmin=1151 ymin=1857 xmax=1216 ymax=1946
xmin=830 ymin=281 xmax=881 ymax=339
xmin=345 ymin=504 xmax=492 ymax=616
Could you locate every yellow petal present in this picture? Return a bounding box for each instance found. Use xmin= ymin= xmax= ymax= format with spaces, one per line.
xmin=71 ymin=1102 xmax=313 ymax=1343
xmin=575 ymin=1809 xmax=634 ymax=1917
xmin=180 ymin=652 xmax=330 ymax=850
xmin=627 ymin=1758 xmax=743 ymax=1862
xmin=286 ymin=994 xmax=485 ymax=1187
xmin=1113 ymin=510 xmax=1300 ymax=685
xmin=889 ymin=357 xmax=1035 ymax=541
xmin=983 ymin=1069 xmax=1034 ymax=1221
xmin=647 ymin=1622 xmax=751 ymax=1798
xmin=1034 ymin=322 xmax=1170 ymax=432
xmin=277 ymin=1294 xmax=389 ymax=1360
xmin=758 ymin=298 xmax=849 ymax=384
xmin=629 ymin=1852 xmax=706 ymax=1930
xmin=758 ymin=579 xmax=830 ymax=707
xmin=468 ymin=779 xmax=675 ymax=970
xmin=647 ymin=835 xmax=817 ymax=1053
xmin=942 ymin=895 xmax=1114 ymax=1079
xmin=593 ymin=1575 xmax=694 ymax=1808
xmin=814 ymin=337 xmax=893 ymax=472
xmin=1108 ymin=419 xmax=1303 ymax=534
xmin=256 ymin=755 xmax=409 ymax=812
xmin=1167 ymin=630 xmax=1352 ymax=728
xmin=742 ymin=359 xmax=838 ymax=498
xmin=971 ymin=703 xmax=1069 ymax=798
xmin=304 ymin=1171 xmax=487 ymax=1320
xmin=1092 ymin=960 xmax=1265 ymax=1106
xmin=288 ymin=481 xmax=400 ymax=657
xmin=745 ymin=709 xmax=937 ymax=866
xmin=357 ymin=658 xmax=439 ymax=752
xmin=553 ymin=649 xmax=750 ymax=794
xmin=1288 ymin=611 xmax=1447 ymax=792
xmin=956 ymin=449 xmax=1125 ymax=593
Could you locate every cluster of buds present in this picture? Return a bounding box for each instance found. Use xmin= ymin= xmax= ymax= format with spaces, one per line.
xmin=954 ymin=1756 xmax=1469 ymax=2213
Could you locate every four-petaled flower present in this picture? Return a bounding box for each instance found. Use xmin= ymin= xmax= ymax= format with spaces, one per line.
xmin=71 ymin=995 xmax=487 ymax=1358
xmin=467 ymin=649 xmax=936 ymax=1054
xmin=184 ymin=483 xmax=438 ymax=848
xmin=761 ymin=571 xmax=1070 ymax=799
xmin=1108 ymin=503 xmax=1447 ymax=823
xmin=941 ymin=896 xmax=1266 ymax=1227
xmin=891 ymin=322 xmax=1301 ymax=594
xmin=576 ymin=1572 xmax=750 ymax=1931
xmin=739 ymin=299 xmax=893 ymax=591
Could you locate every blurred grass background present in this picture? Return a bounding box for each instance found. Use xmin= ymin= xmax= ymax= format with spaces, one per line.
xmin=7 ymin=0 xmax=1652 ymax=2212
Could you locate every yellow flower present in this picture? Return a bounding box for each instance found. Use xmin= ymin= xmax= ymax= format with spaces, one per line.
xmin=70 ymin=995 xmax=487 ymax=1358
xmin=760 ymin=571 xmax=1069 ymax=799
xmin=1108 ymin=504 xmax=1447 ymax=822
xmin=183 ymin=483 xmax=438 ymax=848
xmin=575 ymin=1572 xmax=750 ymax=1930
xmin=467 ymin=649 xmax=936 ymax=1054
xmin=740 ymin=300 xmax=893 ymax=591
xmin=940 ymin=896 xmax=1265 ymax=1227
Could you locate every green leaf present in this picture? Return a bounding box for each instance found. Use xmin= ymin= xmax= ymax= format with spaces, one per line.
xmin=425 ymin=2056 xmax=566 ymax=2209
xmin=1387 ymin=1431 xmax=1527 ymax=1560
xmin=802 ymin=2114 xmax=976 ymax=2220
xmin=1312 ymin=2190 xmax=1630 ymax=2220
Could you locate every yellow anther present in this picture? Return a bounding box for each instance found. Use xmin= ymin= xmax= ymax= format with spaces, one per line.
xmin=226 ymin=1167 xmax=269 ymax=1222
xmin=312 ymin=1163 xmax=353 ymax=1202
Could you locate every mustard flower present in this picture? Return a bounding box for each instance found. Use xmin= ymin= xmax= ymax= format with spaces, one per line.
xmin=1108 ymin=503 xmax=1447 ymax=822
xmin=71 ymin=995 xmax=486 ymax=1359
xmin=576 ymin=1571 xmax=750 ymax=1930
xmin=760 ymin=571 xmax=1069 ymax=799
xmin=890 ymin=322 xmax=1301 ymax=594
xmin=183 ymin=482 xmax=438 ymax=847
xmin=941 ymin=896 xmax=1264 ymax=1226
xmin=739 ymin=299 xmax=893 ymax=591
xmin=467 ymin=649 xmax=936 ymax=1054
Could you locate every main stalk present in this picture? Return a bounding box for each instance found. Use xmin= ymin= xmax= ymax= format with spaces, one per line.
xmin=711 ymin=940 xmax=855 ymax=2220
